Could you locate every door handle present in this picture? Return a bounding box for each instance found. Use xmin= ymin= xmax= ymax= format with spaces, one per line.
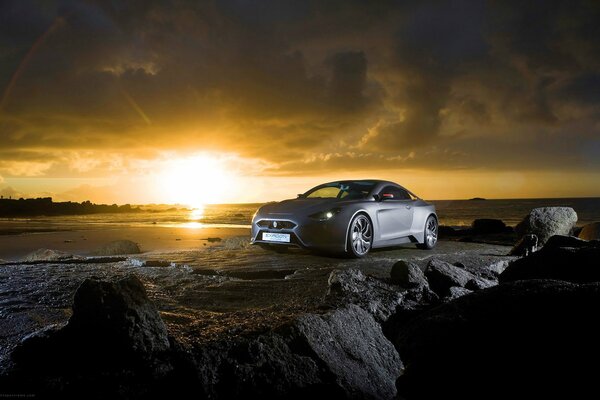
xmin=406 ymin=205 xmax=411 ymax=209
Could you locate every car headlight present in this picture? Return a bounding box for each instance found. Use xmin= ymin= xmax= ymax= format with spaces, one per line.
xmin=309 ymin=207 xmax=342 ymax=221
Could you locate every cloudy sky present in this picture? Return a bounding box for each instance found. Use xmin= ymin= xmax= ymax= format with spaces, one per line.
xmin=1 ymin=0 xmax=599 ymax=204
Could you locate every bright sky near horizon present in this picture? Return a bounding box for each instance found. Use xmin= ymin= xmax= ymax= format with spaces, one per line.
xmin=1 ymin=1 xmax=599 ymax=205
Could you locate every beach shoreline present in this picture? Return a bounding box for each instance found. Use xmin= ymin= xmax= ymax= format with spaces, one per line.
xmin=0 ymin=225 xmax=251 ymax=261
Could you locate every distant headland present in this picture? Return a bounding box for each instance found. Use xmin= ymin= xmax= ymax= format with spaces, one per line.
xmin=468 ymin=197 xmax=487 ymax=201
xmin=0 ymin=197 xmax=163 ymax=217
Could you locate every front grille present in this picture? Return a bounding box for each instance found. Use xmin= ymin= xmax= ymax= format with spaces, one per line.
xmin=257 ymin=220 xmax=297 ymax=229
xmin=254 ymin=230 xmax=304 ymax=247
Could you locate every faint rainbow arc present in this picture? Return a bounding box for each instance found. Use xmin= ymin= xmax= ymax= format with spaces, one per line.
xmin=0 ymin=16 xmax=66 ymax=113
xmin=1 ymin=13 xmax=152 ymax=127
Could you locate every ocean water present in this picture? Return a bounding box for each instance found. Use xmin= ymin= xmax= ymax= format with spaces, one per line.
xmin=1 ymin=198 xmax=598 ymax=232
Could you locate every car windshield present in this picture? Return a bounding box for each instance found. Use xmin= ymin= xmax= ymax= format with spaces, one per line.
xmin=303 ymin=181 xmax=377 ymax=200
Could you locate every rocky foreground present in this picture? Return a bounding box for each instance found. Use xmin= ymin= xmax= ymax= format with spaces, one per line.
xmin=0 ymin=207 xmax=599 ymax=399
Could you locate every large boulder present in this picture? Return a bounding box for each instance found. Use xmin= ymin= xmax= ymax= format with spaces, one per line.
xmin=68 ymin=275 xmax=170 ymax=353
xmin=7 ymin=275 xmax=186 ymax=398
xmin=93 ymin=239 xmax=141 ymax=256
xmin=515 ymin=207 xmax=577 ymax=245
xmin=196 ymin=305 xmax=403 ymax=399
xmin=424 ymin=259 xmax=475 ymax=295
xmin=393 ymin=280 xmax=600 ymax=398
xmin=500 ymin=236 xmax=600 ymax=283
xmin=579 ymin=222 xmax=600 ymax=241
xmin=12 ymin=275 xmax=170 ymax=361
xmin=295 ymin=305 xmax=403 ymax=399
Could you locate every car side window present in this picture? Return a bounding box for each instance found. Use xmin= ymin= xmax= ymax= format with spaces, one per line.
xmin=379 ymin=186 xmax=411 ymax=200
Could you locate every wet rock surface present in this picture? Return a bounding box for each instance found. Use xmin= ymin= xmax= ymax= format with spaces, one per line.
xmin=325 ymin=268 xmax=403 ymax=322
xmin=0 ymin=237 xmax=529 ymax=399
xmin=195 ymin=305 xmax=403 ymax=399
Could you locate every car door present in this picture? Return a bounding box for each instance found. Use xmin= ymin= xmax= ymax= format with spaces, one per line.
xmin=376 ymin=185 xmax=415 ymax=240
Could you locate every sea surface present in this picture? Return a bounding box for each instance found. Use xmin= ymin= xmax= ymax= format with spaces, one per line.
xmin=0 ymin=197 xmax=599 ymax=233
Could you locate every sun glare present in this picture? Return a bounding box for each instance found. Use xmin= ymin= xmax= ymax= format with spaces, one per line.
xmin=158 ymin=155 xmax=237 ymax=208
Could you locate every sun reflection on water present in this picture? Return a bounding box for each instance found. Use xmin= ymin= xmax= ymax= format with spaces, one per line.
xmin=178 ymin=206 xmax=206 ymax=228
xmin=190 ymin=206 xmax=205 ymax=221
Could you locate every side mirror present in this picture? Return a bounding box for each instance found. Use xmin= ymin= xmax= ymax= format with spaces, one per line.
xmin=297 ymin=194 xmax=305 ymax=198
xmin=373 ymin=194 xmax=380 ymax=201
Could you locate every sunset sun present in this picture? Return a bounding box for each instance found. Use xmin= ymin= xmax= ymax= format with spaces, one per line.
xmin=158 ymin=155 xmax=237 ymax=208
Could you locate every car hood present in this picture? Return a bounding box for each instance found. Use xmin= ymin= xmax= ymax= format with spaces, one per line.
xmin=260 ymin=198 xmax=340 ymax=216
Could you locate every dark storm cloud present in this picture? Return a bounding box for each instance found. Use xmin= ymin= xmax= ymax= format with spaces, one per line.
xmin=0 ymin=0 xmax=599 ymax=178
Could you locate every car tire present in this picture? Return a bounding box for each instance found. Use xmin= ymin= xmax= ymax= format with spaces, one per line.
xmin=346 ymin=213 xmax=373 ymax=257
xmin=417 ymin=215 xmax=438 ymax=250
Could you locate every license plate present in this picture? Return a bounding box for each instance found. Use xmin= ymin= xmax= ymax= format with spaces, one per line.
xmin=262 ymin=232 xmax=290 ymax=243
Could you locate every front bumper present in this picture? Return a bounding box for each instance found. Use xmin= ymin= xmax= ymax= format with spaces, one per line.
xmin=251 ymin=216 xmax=347 ymax=252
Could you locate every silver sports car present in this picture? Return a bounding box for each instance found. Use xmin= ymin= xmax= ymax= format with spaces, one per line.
xmin=251 ymin=180 xmax=438 ymax=257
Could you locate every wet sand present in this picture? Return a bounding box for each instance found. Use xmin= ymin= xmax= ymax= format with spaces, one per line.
xmin=0 ymin=225 xmax=250 ymax=261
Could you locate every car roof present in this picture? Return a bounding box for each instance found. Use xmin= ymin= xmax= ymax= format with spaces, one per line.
xmin=320 ymin=179 xmax=399 ymax=186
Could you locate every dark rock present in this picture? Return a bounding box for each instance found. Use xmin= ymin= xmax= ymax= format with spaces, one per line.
xmin=68 ymin=275 xmax=170 ymax=354
xmin=13 ymin=275 xmax=169 ymax=363
xmin=471 ymin=218 xmax=507 ymax=234
xmin=196 ymin=305 xmax=403 ymax=399
xmin=515 ymin=207 xmax=577 ymax=245
xmin=465 ymin=276 xmax=497 ymax=291
xmin=295 ymin=305 xmax=403 ymax=399
xmin=437 ymin=225 xmax=456 ymax=238
xmin=390 ymin=260 xmax=428 ymax=288
xmin=579 ymin=222 xmax=600 ymax=241
xmin=500 ymin=238 xmax=600 ymax=284
xmin=424 ymin=259 xmax=475 ymax=295
xmin=93 ymin=239 xmax=141 ymax=255
xmin=509 ymin=233 xmax=538 ymax=256
xmin=326 ymin=269 xmax=402 ymax=322
xmin=483 ymin=260 xmax=510 ymax=277
xmin=393 ymin=280 xmax=600 ymax=399
xmin=404 ymin=285 xmax=439 ymax=305
xmin=327 ymin=268 xmax=366 ymax=294
xmin=6 ymin=275 xmax=194 ymax=399
xmin=544 ymin=234 xmax=592 ymax=249
xmin=442 ymin=286 xmax=472 ymax=302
